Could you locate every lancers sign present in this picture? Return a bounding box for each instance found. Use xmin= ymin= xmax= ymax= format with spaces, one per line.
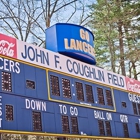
xmin=45 ymin=23 xmax=96 ymax=65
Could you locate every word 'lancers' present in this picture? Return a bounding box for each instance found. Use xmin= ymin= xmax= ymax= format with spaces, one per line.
xmin=64 ymin=38 xmax=95 ymax=57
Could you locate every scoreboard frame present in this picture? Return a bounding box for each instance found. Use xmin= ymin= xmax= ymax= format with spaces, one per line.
xmin=0 ymin=25 xmax=140 ymax=139
xmin=0 ymin=54 xmax=139 ymax=139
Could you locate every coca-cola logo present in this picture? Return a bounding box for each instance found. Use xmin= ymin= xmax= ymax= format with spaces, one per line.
xmin=0 ymin=33 xmax=17 ymax=58
xmin=0 ymin=40 xmax=15 ymax=57
xmin=127 ymin=81 xmax=140 ymax=93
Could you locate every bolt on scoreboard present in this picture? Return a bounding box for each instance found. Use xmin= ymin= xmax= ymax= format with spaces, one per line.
xmin=0 ymin=24 xmax=140 ymax=139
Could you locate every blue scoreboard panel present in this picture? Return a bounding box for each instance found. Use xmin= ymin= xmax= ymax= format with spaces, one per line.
xmin=0 ymin=56 xmax=140 ymax=139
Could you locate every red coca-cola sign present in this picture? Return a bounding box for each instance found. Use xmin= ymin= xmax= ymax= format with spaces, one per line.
xmin=126 ymin=77 xmax=140 ymax=94
xmin=0 ymin=33 xmax=17 ymax=58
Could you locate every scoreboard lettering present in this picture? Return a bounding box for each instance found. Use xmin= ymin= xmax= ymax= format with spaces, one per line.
xmin=128 ymin=93 xmax=140 ymax=103
xmin=120 ymin=115 xmax=128 ymax=123
xmin=21 ymin=45 xmax=49 ymax=66
xmin=66 ymin=59 xmax=105 ymax=81
xmin=59 ymin=105 xmax=78 ymax=116
xmin=0 ymin=57 xmax=20 ymax=74
xmin=107 ymin=73 xmax=124 ymax=87
xmin=94 ymin=110 xmax=112 ymax=121
xmin=64 ymin=29 xmax=95 ymax=57
xmin=25 ymin=99 xmax=46 ymax=111
xmin=70 ymin=106 xmax=78 ymax=116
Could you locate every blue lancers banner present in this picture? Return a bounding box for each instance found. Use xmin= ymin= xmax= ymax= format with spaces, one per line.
xmin=45 ymin=23 xmax=96 ymax=65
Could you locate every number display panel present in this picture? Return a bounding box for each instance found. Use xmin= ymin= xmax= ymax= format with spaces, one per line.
xmin=48 ymin=71 xmax=114 ymax=110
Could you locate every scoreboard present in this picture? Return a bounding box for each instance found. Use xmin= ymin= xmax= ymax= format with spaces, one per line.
xmin=0 ymin=24 xmax=140 ymax=139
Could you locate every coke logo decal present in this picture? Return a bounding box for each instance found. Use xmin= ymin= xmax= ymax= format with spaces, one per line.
xmin=126 ymin=77 xmax=140 ymax=93
xmin=0 ymin=34 xmax=17 ymax=58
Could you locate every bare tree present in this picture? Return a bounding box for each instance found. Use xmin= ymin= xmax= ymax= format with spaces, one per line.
xmin=0 ymin=0 xmax=91 ymax=47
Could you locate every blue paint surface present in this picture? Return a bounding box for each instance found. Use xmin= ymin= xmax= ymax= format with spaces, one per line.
xmin=45 ymin=23 xmax=96 ymax=64
xmin=0 ymin=57 xmax=140 ymax=139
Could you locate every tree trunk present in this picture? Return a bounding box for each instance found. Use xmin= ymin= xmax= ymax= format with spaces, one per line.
xmin=132 ymin=61 xmax=137 ymax=80
xmin=108 ymin=39 xmax=116 ymax=72
xmin=118 ymin=20 xmax=126 ymax=76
